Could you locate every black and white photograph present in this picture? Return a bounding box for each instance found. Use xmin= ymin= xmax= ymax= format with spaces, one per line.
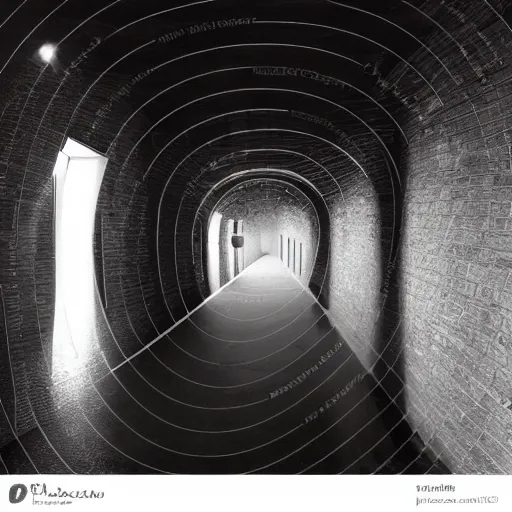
xmin=0 ymin=0 xmax=511 ymax=503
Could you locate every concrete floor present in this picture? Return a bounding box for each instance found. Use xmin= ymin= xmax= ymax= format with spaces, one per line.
xmin=0 ymin=256 xmax=447 ymax=474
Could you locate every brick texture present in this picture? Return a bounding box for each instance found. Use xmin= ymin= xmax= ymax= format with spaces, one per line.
xmin=1 ymin=0 xmax=511 ymax=477
xmin=395 ymin=0 xmax=512 ymax=474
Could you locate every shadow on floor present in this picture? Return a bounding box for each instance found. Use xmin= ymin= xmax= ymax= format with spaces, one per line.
xmin=1 ymin=256 xmax=449 ymax=474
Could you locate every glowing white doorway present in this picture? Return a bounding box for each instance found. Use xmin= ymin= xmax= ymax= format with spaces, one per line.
xmin=52 ymin=138 xmax=107 ymax=379
xmin=227 ymin=219 xmax=235 ymax=281
xmin=207 ymin=212 xmax=223 ymax=294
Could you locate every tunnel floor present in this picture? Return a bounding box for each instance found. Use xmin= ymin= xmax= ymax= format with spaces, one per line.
xmin=1 ymin=256 xmax=447 ymax=474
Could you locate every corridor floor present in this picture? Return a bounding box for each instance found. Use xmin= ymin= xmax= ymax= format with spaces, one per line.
xmin=0 ymin=256 xmax=447 ymax=474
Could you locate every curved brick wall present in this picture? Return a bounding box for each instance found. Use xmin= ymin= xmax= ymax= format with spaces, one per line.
xmin=0 ymin=0 xmax=511 ymax=475
xmin=395 ymin=0 xmax=512 ymax=474
xmin=0 ymin=1 xmax=398 ymax=451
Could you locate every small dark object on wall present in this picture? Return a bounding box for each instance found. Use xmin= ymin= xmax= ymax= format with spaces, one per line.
xmin=231 ymin=235 xmax=244 ymax=248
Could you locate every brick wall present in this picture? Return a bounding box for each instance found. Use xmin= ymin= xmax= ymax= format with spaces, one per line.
xmin=322 ymin=181 xmax=383 ymax=371
xmin=3 ymin=0 xmax=512 ymax=476
xmin=0 ymin=41 xmax=166 ymax=447
xmin=394 ymin=0 xmax=512 ymax=474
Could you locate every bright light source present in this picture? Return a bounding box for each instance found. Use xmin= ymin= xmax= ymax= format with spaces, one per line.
xmin=38 ymin=44 xmax=56 ymax=63
xmin=52 ymin=139 xmax=107 ymax=380
xmin=62 ymin=138 xmax=99 ymax=158
xmin=227 ymin=219 xmax=235 ymax=280
xmin=207 ymin=212 xmax=223 ymax=293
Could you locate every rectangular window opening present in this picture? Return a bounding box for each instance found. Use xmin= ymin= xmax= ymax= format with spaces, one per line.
xmin=52 ymin=138 xmax=107 ymax=380
xmin=208 ymin=212 xmax=223 ymax=292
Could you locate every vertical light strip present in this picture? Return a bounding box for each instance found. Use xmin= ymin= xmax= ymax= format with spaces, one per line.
xmin=227 ymin=219 xmax=235 ymax=281
xmin=52 ymin=139 xmax=107 ymax=379
xmin=240 ymin=219 xmax=244 ymax=271
xmin=300 ymin=243 xmax=303 ymax=276
xmin=207 ymin=212 xmax=223 ymax=293
xmin=293 ymin=239 xmax=296 ymax=274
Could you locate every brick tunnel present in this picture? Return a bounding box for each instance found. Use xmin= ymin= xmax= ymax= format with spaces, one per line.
xmin=0 ymin=0 xmax=511 ymax=475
